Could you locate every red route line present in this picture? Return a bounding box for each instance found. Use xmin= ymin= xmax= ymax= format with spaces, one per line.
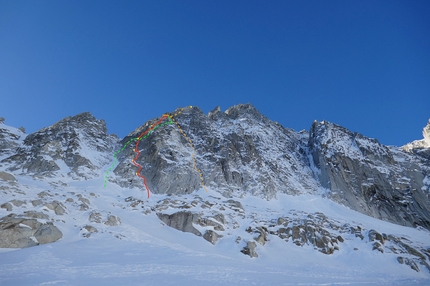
xmin=132 ymin=114 xmax=170 ymax=198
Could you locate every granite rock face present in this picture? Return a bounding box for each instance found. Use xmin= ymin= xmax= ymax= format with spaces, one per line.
xmin=1 ymin=112 xmax=118 ymax=179
xmin=308 ymin=120 xmax=430 ymax=229
xmin=114 ymin=104 xmax=319 ymax=198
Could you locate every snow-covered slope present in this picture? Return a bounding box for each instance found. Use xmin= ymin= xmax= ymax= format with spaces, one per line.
xmin=1 ymin=106 xmax=430 ymax=285
xmin=1 ymin=174 xmax=430 ymax=285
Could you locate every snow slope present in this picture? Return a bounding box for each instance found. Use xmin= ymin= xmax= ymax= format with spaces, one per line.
xmin=0 ymin=172 xmax=429 ymax=285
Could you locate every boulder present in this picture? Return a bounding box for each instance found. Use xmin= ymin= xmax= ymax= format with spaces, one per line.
xmin=1 ymin=202 xmax=13 ymax=211
xmin=372 ymin=242 xmax=384 ymax=253
xmin=157 ymin=211 xmax=202 ymax=236
xmin=104 ymin=215 xmax=121 ymax=226
xmin=31 ymin=199 xmax=43 ymax=206
xmin=34 ymin=223 xmax=63 ymax=244
xmin=44 ymin=201 xmax=66 ymax=215
xmin=10 ymin=199 xmax=25 ymax=207
xmin=23 ymin=211 xmax=50 ymax=220
xmin=89 ymin=211 xmax=102 ymax=223
xmin=0 ymin=214 xmax=62 ymax=248
xmin=254 ymin=227 xmax=268 ymax=246
xmin=368 ymin=229 xmax=385 ymax=244
xmin=82 ymin=225 xmax=98 ymax=238
xmin=196 ymin=217 xmax=225 ymax=231
xmin=241 ymin=241 xmax=258 ymax=258
xmin=0 ymin=171 xmax=17 ymax=182
xmin=203 ymin=230 xmax=222 ymax=245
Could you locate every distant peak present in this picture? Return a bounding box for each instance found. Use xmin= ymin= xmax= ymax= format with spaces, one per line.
xmin=402 ymin=119 xmax=430 ymax=151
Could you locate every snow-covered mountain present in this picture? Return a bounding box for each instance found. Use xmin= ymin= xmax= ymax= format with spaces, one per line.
xmin=1 ymin=105 xmax=429 ymax=285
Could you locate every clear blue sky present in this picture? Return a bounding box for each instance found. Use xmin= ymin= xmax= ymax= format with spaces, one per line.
xmin=1 ymin=0 xmax=429 ymax=146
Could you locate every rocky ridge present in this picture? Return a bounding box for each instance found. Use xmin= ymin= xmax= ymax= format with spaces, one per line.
xmin=0 ymin=105 xmax=429 ymax=275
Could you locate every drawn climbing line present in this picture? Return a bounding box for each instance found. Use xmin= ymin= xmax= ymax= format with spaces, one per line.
xmin=104 ymin=137 xmax=138 ymax=187
xmin=169 ymin=106 xmax=208 ymax=192
xmin=103 ymin=116 xmax=173 ymax=189
xmin=132 ymin=115 xmax=173 ymax=198
xmin=104 ymin=105 xmax=208 ymax=196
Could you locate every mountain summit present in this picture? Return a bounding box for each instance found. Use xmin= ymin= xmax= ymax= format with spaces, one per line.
xmin=1 ymin=104 xmax=430 ymax=284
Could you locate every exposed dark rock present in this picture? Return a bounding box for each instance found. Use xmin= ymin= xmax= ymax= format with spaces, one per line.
xmin=157 ymin=211 xmax=202 ymax=236
xmin=196 ymin=217 xmax=224 ymax=231
xmin=2 ymin=112 xmax=117 ymax=179
xmin=0 ymin=214 xmax=62 ymax=248
xmin=31 ymin=199 xmax=43 ymax=206
xmin=309 ymin=120 xmax=430 ymax=230
xmin=44 ymin=201 xmax=66 ymax=215
xmin=34 ymin=223 xmax=63 ymax=244
xmin=89 ymin=211 xmax=102 ymax=223
xmin=404 ymin=258 xmax=420 ymax=272
xmin=203 ymin=230 xmax=222 ymax=245
xmin=254 ymin=226 xmax=268 ymax=246
xmin=372 ymin=242 xmax=384 ymax=253
xmin=82 ymin=225 xmax=98 ymax=238
xmin=368 ymin=229 xmax=385 ymax=244
xmin=1 ymin=202 xmax=12 ymax=211
xmin=113 ymin=104 xmax=318 ymax=198
xmin=23 ymin=211 xmax=50 ymax=220
xmin=0 ymin=171 xmax=17 ymax=182
xmin=104 ymin=215 xmax=121 ymax=226
xmin=241 ymin=240 xmax=258 ymax=258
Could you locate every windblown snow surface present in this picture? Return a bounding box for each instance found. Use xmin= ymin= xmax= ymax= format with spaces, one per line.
xmin=1 ymin=170 xmax=430 ymax=286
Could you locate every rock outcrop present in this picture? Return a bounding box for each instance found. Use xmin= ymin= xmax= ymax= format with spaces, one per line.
xmin=157 ymin=211 xmax=202 ymax=236
xmin=0 ymin=214 xmax=62 ymax=248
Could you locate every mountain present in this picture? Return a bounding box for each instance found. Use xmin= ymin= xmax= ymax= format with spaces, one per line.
xmin=1 ymin=104 xmax=429 ymax=285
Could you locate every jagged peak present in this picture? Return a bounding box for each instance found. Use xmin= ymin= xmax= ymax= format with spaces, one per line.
xmin=208 ymin=106 xmax=222 ymax=119
xmin=224 ymin=103 xmax=261 ymax=119
xmin=56 ymin=111 xmax=101 ymax=126
xmin=32 ymin=112 xmax=107 ymax=136
xmin=403 ymin=119 xmax=430 ymax=151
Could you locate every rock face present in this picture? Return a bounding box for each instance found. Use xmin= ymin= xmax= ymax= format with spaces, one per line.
xmin=308 ymin=120 xmax=430 ymax=229
xmin=0 ymin=121 xmax=25 ymax=160
xmin=0 ymin=214 xmax=62 ymax=248
xmin=114 ymin=104 xmax=319 ymax=198
xmin=1 ymin=112 xmax=117 ymax=179
xmin=113 ymin=105 xmax=430 ymax=231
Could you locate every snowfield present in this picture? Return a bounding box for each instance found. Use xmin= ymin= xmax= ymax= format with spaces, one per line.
xmin=1 ymin=174 xmax=429 ymax=285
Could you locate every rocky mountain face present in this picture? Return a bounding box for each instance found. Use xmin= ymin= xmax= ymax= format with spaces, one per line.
xmin=1 ymin=104 xmax=430 ymax=275
xmin=113 ymin=104 xmax=319 ymax=198
xmin=2 ymin=112 xmax=117 ymax=180
xmin=309 ymin=120 xmax=430 ymax=229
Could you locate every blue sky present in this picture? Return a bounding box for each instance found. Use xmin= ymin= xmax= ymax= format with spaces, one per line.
xmin=1 ymin=0 xmax=429 ymax=146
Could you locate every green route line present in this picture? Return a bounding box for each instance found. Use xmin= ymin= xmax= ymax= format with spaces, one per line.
xmin=103 ymin=117 xmax=173 ymax=188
